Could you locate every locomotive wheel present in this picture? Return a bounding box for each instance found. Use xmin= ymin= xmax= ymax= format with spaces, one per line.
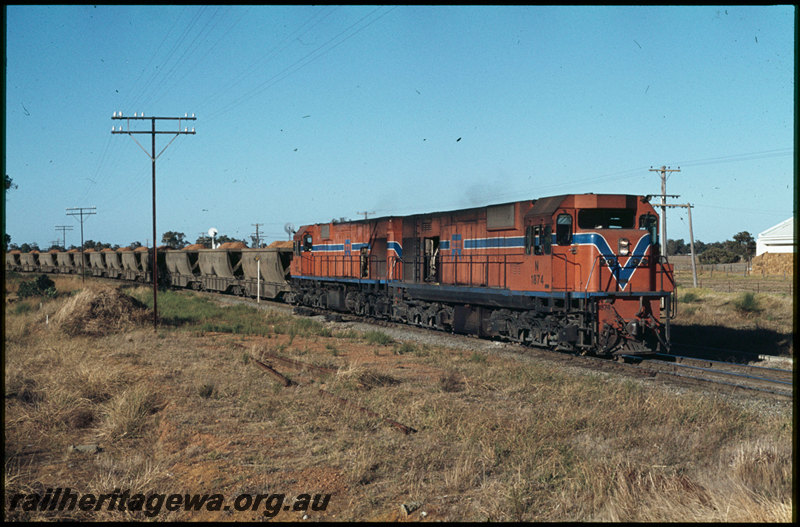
xmin=598 ymin=324 xmax=620 ymax=355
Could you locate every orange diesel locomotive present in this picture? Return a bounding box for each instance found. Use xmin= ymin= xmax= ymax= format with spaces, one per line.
xmin=289 ymin=194 xmax=675 ymax=356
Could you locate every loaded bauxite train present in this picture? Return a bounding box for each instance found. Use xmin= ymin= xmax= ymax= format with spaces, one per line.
xmin=7 ymin=193 xmax=674 ymax=356
xmin=290 ymin=193 xmax=674 ymax=356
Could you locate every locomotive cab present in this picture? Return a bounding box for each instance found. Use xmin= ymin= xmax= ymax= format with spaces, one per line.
xmin=565 ymin=196 xmax=672 ymax=355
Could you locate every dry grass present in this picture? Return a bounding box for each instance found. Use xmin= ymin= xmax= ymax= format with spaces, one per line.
xmin=51 ymin=285 xmax=150 ymax=336
xmin=4 ymin=276 xmax=793 ymax=521
xmin=671 ymin=286 xmax=794 ymax=357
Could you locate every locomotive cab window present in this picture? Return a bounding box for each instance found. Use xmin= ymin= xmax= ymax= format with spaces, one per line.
xmin=578 ymin=209 xmax=635 ymax=230
xmin=530 ymin=225 xmax=543 ymax=255
xmin=303 ymin=234 xmax=313 ymax=252
xmin=542 ymin=225 xmax=552 ymax=255
xmin=639 ymin=213 xmax=659 ymax=245
xmin=556 ymin=213 xmax=573 ymax=245
xmin=525 ymin=226 xmax=533 ymax=255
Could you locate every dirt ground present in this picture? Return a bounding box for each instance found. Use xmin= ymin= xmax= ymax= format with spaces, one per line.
xmin=4 ymin=277 xmax=794 ymax=522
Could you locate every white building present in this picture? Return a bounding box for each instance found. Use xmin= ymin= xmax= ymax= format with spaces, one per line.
xmin=755 ymin=217 xmax=795 ymax=256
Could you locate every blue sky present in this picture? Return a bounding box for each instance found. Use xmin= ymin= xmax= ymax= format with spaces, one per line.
xmin=4 ymin=5 xmax=795 ymax=249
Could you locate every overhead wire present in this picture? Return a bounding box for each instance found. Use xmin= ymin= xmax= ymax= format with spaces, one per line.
xmin=196 ymin=6 xmax=338 ymax=113
xmin=206 ymin=6 xmax=396 ymax=122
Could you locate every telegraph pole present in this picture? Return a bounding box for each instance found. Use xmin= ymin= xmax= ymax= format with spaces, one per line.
xmin=649 ymin=165 xmax=680 ymax=259
xmin=55 ymin=225 xmax=73 ymax=249
xmin=686 ymin=204 xmax=697 ymax=288
xmin=66 ymin=207 xmax=96 ymax=282
xmin=657 ymin=202 xmax=699 ymax=288
xmin=112 ymin=112 xmax=196 ymax=331
xmin=251 ymin=223 xmax=264 ymax=248
xmin=357 ymin=211 xmax=375 ymax=220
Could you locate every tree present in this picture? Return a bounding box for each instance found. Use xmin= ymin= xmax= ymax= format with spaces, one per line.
xmin=129 ymin=241 xmax=143 ymax=250
xmin=19 ymin=242 xmax=40 ymax=253
xmin=195 ymin=235 xmax=211 ymax=248
xmin=83 ymin=240 xmax=112 ymax=250
xmin=698 ymin=246 xmax=739 ymax=264
xmin=5 ymin=174 xmax=17 ymax=190
xmin=667 ymin=238 xmax=689 ymax=256
xmin=732 ymin=231 xmax=756 ymax=260
xmin=215 ymin=234 xmax=248 ymax=247
xmin=161 ymin=231 xmax=188 ymax=249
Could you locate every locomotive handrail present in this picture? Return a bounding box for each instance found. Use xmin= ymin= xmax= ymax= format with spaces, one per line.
xmin=584 ymin=254 xmax=602 ymax=295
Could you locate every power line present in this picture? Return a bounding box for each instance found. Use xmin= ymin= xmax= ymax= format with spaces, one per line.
xmin=55 ymin=225 xmax=74 ymax=249
xmin=66 ymin=207 xmax=96 ymax=282
xmin=207 ymin=6 xmax=396 ymax=121
xmin=112 ymin=112 xmax=196 ymax=331
xmin=649 ymin=165 xmax=681 ymax=260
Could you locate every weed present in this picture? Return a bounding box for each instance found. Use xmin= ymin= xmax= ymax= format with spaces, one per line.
xmin=439 ymin=371 xmax=464 ymax=392
xmin=99 ymin=384 xmax=159 ymax=440
xmin=680 ymin=291 xmax=700 ymax=303
xmin=469 ymin=351 xmax=487 ymax=363
xmin=13 ymin=302 xmax=33 ymax=315
xmin=394 ymin=341 xmax=417 ymax=355
xmin=733 ymin=292 xmax=761 ymax=314
xmin=198 ymin=383 xmax=215 ymax=399
xmin=363 ymin=330 xmax=394 ymax=346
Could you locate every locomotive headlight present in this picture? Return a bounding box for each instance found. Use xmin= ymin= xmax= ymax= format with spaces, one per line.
xmin=618 ymin=238 xmax=630 ymax=256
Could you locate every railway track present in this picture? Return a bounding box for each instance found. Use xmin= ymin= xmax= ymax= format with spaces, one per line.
xmin=618 ymin=353 xmax=793 ymax=399
xmin=17 ymin=273 xmax=795 ymax=401
xmin=284 ymin=303 xmax=795 ymax=401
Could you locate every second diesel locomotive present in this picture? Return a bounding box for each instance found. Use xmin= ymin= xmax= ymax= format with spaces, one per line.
xmin=289 ymin=193 xmax=675 ymax=356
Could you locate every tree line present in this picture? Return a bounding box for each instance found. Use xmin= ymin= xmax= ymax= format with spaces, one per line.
xmin=666 ymin=231 xmax=756 ymax=264
xmin=5 ymin=231 xmax=254 ymax=253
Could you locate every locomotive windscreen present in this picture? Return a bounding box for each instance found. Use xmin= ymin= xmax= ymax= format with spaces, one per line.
xmin=577 ymin=208 xmax=635 ymax=229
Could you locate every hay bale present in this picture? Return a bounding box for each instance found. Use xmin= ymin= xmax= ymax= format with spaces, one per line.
xmin=750 ymin=253 xmax=795 ymax=276
xmin=52 ymin=286 xmax=151 ymax=336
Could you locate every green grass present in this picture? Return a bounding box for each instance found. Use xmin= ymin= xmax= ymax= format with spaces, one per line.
xmin=127 ymin=288 xmax=345 ymax=337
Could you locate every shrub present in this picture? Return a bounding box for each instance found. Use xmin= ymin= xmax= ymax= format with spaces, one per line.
xmin=363 ymin=330 xmax=394 ymax=346
xmin=17 ymin=274 xmax=56 ymax=298
xmin=733 ymin=292 xmax=761 ymax=314
xmin=680 ymin=291 xmax=700 ymax=303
